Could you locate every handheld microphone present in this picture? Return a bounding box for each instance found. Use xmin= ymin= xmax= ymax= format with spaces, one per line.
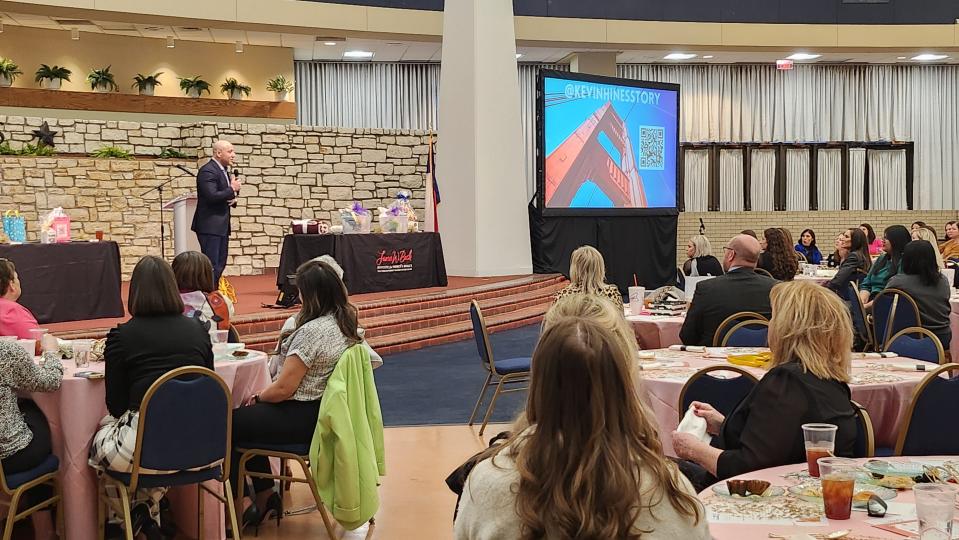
xmin=231 ymin=168 xmax=241 ymax=208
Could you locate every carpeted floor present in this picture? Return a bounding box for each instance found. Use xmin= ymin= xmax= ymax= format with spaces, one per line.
xmin=374 ymin=323 xmax=540 ymax=426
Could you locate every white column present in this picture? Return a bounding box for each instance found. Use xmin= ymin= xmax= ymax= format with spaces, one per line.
xmin=436 ymin=0 xmax=532 ymax=276
xmin=568 ymin=52 xmax=618 ymax=77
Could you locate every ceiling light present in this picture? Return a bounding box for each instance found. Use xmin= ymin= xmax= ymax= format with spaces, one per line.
xmin=912 ymin=53 xmax=948 ymax=61
xmin=786 ymin=53 xmax=821 ymax=61
xmin=70 ymin=28 xmax=80 ymax=40
xmin=897 ymin=56 xmax=907 ymax=60
xmin=166 ymin=36 xmax=175 ymax=48
xmin=235 ymin=41 xmax=243 ymax=53
xmin=516 ymin=53 xmax=523 ymax=59
xmin=0 ymin=22 xmax=5 ymax=34
xmin=702 ymin=55 xmax=714 ymax=59
xmin=344 ymin=50 xmax=374 ymax=59
xmin=324 ymin=41 xmax=337 ymax=46
xmin=664 ymin=53 xmax=696 ymax=60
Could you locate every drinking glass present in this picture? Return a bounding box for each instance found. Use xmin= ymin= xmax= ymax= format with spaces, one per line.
xmin=210 ymin=330 xmax=229 ymax=344
xmin=16 ymin=339 xmax=35 ymax=359
xmin=818 ymin=457 xmax=858 ymax=520
xmin=28 ymin=328 xmax=48 ymax=356
xmin=72 ymin=339 xmax=94 ymax=368
xmin=802 ymin=423 xmax=837 ymax=477
xmin=914 ymin=484 xmax=958 ymax=540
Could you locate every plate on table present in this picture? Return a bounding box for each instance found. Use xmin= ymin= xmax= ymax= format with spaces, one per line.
xmin=863 ymin=460 xmax=926 ymax=478
xmin=711 ymin=483 xmax=784 ymax=499
xmin=788 ymin=483 xmax=897 ymax=506
xmin=213 ymin=343 xmax=246 ymax=358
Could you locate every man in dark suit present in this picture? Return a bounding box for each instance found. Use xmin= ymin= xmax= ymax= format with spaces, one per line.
xmin=191 ymin=140 xmax=241 ymax=284
xmin=679 ymin=234 xmax=777 ymax=346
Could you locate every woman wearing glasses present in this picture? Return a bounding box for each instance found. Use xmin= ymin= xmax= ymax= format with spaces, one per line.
xmin=0 ymin=259 xmax=40 ymax=339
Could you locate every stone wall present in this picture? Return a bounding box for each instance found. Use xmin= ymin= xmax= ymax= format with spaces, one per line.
xmin=0 ymin=116 xmax=429 ymax=277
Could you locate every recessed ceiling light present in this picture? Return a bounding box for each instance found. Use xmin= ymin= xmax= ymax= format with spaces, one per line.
xmin=897 ymin=56 xmax=907 ymax=60
xmin=702 ymin=55 xmax=714 ymax=59
xmin=70 ymin=28 xmax=80 ymax=40
xmin=516 ymin=53 xmax=523 ymax=59
xmin=664 ymin=53 xmax=696 ymax=60
xmin=166 ymin=36 xmax=175 ymax=48
xmin=787 ymin=53 xmax=821 ymax=61
xmin=324 ymin=41 xmax=337 ymax=46
xmin=235 ymin=41 xmax=244 ymax=53
xmin=344 ymin=50 xmax=374 ymax=59
xmin=912 ymin=53 xmax=948 ymax=61
xmin=386 ymin=42 xmax=403 ymax=46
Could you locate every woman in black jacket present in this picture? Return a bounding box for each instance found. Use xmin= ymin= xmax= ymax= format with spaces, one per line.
xmin=672 ymin=281 xmax=857 ymax=491
xmin=827 ymin=228 xmax=872 ymax=294
xmin=682 ymin=235 xmax=724 ymax=278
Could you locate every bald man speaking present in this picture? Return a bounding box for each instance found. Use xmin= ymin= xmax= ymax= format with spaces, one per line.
xmin=191 ymin=140 xmax=242 ymax=284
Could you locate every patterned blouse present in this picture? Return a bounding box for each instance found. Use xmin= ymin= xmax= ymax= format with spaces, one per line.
xmin=277 ymin=315 xmax=355 ymax=402
xmin=0 ymin=342 xmax=62 ymax=459
xmin=554 ymin=283 xmax=624 ymax=306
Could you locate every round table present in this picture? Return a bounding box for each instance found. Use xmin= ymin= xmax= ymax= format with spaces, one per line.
xmin=638 ymin=349 xmax=929 ymax=456
xmin=702 ymin=457 xmax=952 ymax=539
xmin=29 ymin=351 xmax=271 ymax=540
xmin=627 ymin=312 xmax=685 ymax=349
xmin=794 ymin=274 xmax=832 ymax=285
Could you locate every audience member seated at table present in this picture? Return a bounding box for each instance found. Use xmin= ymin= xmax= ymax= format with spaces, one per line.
xmin=757 ymin=228 xmax=799 ymax=281
xmin=682 ymin=235 xmax=724 ymax=278
xmin=826 ymin=228 xmax=872 ymax=293
xmin=89 ymin=256 xmax=214 ymax=538
xmin=679 ymin=234 xmax=776 ymax=346
xmin=740 ymin=229 xmax=757 ymax=239
xmin=939 ymin=221 xmax=959 ymax=262
xmin=0 ymin=259 xmax=40 ymax=339
xmin=672 ymin=281 xmax=857 ymax=492
xmin=230 ymin=259 xmax=361 ymax=535
xmin=794 ymin=228 xmax=822 ymax=265
xmin=912 ymin=227 xmax=946 ymax=269
xmin=859 ymin=225 xmax=911 ymax=306
xmin=825 ymin=232 xmax=844 ymax=268
xmin=172 ymin=250 xmax=235 ymax=332
xmin=887 ymin=240 xmax=952 ymax=349
xmin=0 ymin=336 xmax=62 ymax=540
xmin=861 ymin=223 xmax=883 ymax=256
xmin=554 ymin=245 xmax=622 ymax=306
xmin=454 ymin=299 xmax=709 ymax=540
xmin=912 ymin=221 xmax=927 ymax=232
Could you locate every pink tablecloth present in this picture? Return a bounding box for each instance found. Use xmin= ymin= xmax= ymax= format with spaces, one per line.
xmin=702 ymin=458 xmax=950 ymax=539
xmin=638 ymin=349 xmax=927 ymax=456
xmin=627 ymin=314 xmax=684 ymax=349
xmin=29 ymin=352 xmax=271 ymax=540
xmin=949 ymin=298 xmax=959 ymax=361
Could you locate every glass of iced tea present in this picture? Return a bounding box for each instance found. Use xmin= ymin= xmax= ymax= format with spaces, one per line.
xmin=802 ymin=423 xmax=838 ymax=477
xmin=819 ymin=457 xmax=858 ymax=520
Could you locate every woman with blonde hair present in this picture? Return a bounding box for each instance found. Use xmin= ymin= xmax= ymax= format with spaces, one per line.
xmin=554 ymin=245 xmax=622 ymax=305
xmin=682 ymin=235 xmax=724 ymax=278
xmin=672 ymin=280 xmax=857 ymax=491
xmin=454 ymin=296 xmax=709 ymax=540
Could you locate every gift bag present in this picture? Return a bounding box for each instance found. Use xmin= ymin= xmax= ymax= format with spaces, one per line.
xmin=40 ymin=208 xmax=70 ymax=244
xmin=2 ymin=212 xmax=26 ymax=243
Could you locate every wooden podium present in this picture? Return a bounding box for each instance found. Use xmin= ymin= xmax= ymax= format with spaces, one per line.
xmin=162 ymin=193 xmax=200 ymax=256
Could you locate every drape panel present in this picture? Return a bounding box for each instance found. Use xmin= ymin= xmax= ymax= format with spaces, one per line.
xmin=786 ymin=149 xmax=810 ymax=211
xmin=848 ymin=149 xmax=867 ymax=211
xmin=868 ymin=150 xmax=908 ymax=211
xmin=719 ymin=150 xmax=744 ymax=211
xmin=817 ymin=149 xmax=842 ymax=211
xmin=684 ymin=150 xmax=709 ymax=212
xmin=750 ymin=149 xmax=776 ymax=211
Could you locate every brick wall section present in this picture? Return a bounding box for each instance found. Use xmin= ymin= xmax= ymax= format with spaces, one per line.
xmin=676 ymin=211 xmax=959 ymax=267
xmin=0 ymin=116 xmax=429 ymax=278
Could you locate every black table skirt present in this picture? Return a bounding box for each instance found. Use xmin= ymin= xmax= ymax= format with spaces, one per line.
xmin=277 ymin=233 xmax=448 ymax=295
xmin=0 ymin=242 xmax=125 ymax=324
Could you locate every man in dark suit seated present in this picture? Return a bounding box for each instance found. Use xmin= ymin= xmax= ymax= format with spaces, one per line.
xmin=191 ymin=140 xmax=242 ymax=285
xmin=679 ymin=234 xmax=777 ymax=346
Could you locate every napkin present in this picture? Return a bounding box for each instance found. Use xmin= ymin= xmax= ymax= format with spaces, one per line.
xmin=668 ymin=345 xmax=705 ymax=353
xmin=851 ymin=352 xmax=899 ymax=360
xmin=638 ymin=361 xmax=687 ymax=370
xmin=676 ymin=405 xmax=710 ymax=444
xmin=886 ymin=362 xmax=934 ymax=372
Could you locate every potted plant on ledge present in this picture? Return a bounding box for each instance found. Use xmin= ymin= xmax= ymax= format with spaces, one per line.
xmin=35 ymin=64 xmax=71 ymax=90
xmin=179 ymin=76 xmax=211 ymax=98
xmin=0 ymin=58 xmax=23 ymax=87
xmin=266 ymin=75 xmax=293 ymax=101
xmin=220 ymin=78 xmax=251 ymax=100
xmin=132 ymin=72 xmax=163 ymax=96
xmin=87 ymin=66 xmax=119 ymax=92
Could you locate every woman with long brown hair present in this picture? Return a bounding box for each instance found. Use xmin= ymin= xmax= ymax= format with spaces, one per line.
xmin=454 ymin=296 xmax=708 ymax=540
xmin=758 ymin=228 xmax=799 ymax=281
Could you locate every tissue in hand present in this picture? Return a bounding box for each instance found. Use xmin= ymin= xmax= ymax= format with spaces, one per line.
xmin=677 ymin=405 xmax=711 ymax=444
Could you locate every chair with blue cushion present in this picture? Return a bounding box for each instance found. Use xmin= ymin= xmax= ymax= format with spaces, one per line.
xmin=894 ymin=363 xmax=959 ymax=456
xmin=677 ymin=366 xmax=759 ymax=418
xmin=712 ymin=312 xmax=769 ymax=347
xmin=886 ymin=327 xmax=945 ymax=365
xmin=720 ymin=320 xmax=769 ymax=347
xmin=96 ymin=367 xmax=241 ymax=540
xmin=872 ymin=288 xmax=921 ymax=351
xmin=467 ymin=300 xmax=531 ymax=436
xmin=850 ymin=400 xmax=875 ymax=458
xmin=0 ymin=452 xmax=62 ymax=540
xmin=848 ymin=283 xmax=874 ymax=351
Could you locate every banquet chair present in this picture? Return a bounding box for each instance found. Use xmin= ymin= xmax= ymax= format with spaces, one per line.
xmin=712 ymin=312 xmax=770 ymax=347
xmin=468 ymin=301 xmax=530 ymax=436
xmin=228 ymin=324 xmax=241 ymax=344
xmin=886 ymin=327 xmax=945 ymax=365
xmin=96 ymin=367 xmax=241 ymax=540
xmin=753 ymin=268 xmax=774 ymax=279
xmin=678 ymin=366 xmax=759 ymax=418
xmin=871 ymin=288 xmax=921 ymax=351
xmin=720 ymin=320 xmax=769 ymax=347
xmin=848 ymin=282 xmax=874 ymax=351
xmin=797 ymin=253 xmax=807 ymax=263
xmin=0 ymin=453 xmax=62 ymax=540
xmin=850 ymin=400 xmax=875 ymax=458
xmin=894 ymin=363 xmax=959 ymax=456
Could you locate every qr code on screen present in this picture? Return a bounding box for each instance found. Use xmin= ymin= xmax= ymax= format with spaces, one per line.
xmin=639 ymin=125 xmax=665 ymax=170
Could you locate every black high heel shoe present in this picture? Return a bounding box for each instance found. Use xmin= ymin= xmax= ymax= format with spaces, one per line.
xmin=254 ymin=491 xmax=283 ymax=532
xmin=226 ymin=502 xmax=260 ymax=538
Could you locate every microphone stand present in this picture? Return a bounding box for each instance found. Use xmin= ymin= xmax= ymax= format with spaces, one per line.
xmin=143 ymin=167 xmax=191 ymax=260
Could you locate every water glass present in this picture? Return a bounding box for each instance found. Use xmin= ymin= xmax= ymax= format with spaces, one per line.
xmin=209 ymin=330 xmax=229 ymax=344
xmin=72 ymin=339 xmax=94 ymax=368
xmin=914 ymin=484 xmax=958 ymax=539
xmin=818 ymin=457 xmax=858 ymax=520
xmin=802 ymin=423 xmax=837 ymax=477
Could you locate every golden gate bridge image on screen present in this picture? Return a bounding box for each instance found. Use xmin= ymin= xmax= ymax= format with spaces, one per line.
xmin=544 ymin=99 xmax=648 ymax=208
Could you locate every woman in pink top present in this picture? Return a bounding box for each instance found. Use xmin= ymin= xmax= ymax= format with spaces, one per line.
xmin=0 ymin=259 xmax=39 ymax=339
xmin=860 ymin=223 xmax=883 ymax=256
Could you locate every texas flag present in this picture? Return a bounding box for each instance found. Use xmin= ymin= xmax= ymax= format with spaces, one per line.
xmin=424 ymin=133 xmax=441 ymax=232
